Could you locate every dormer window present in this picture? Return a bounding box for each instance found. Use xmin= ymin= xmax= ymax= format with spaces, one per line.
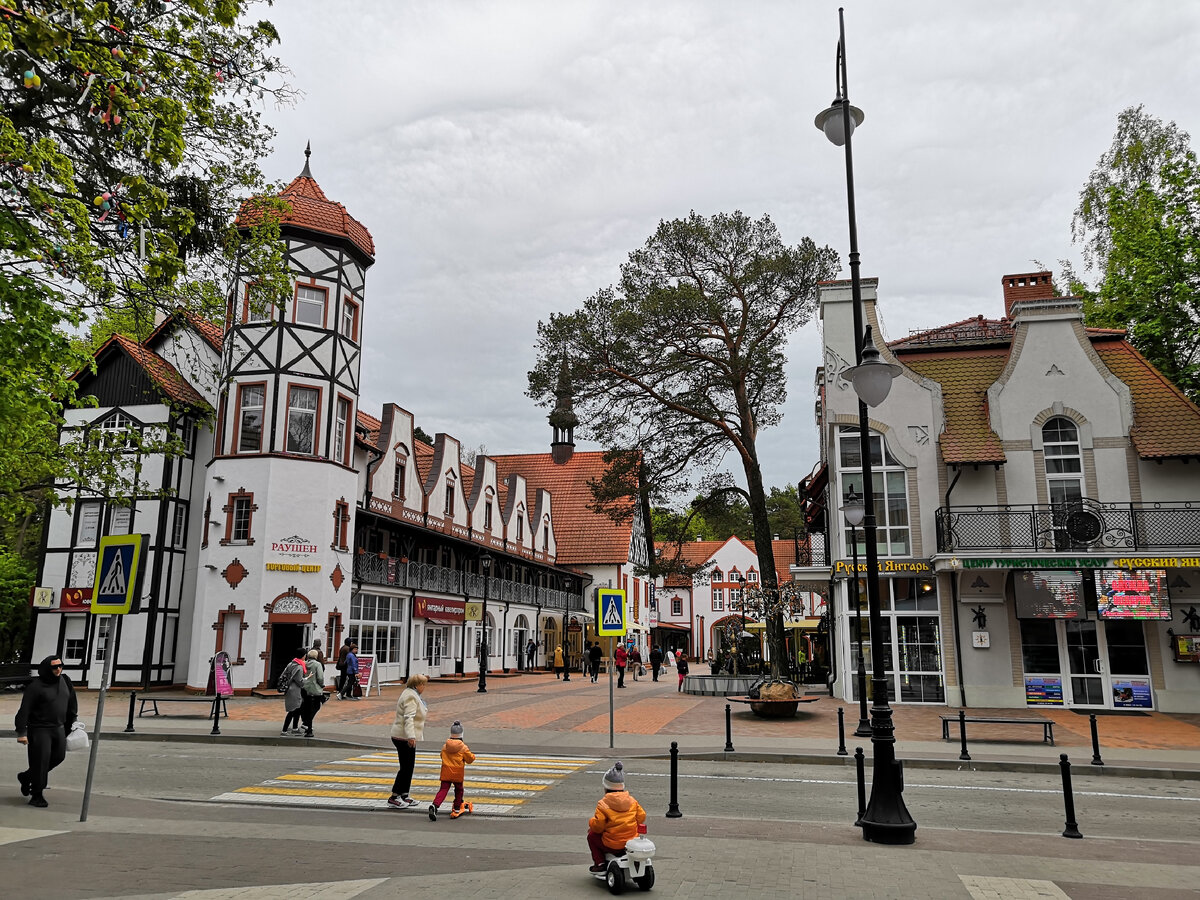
xmin=484 ymin=500 xmax=493 ymax=530
xmin=711 ymin=568 xmax=722 ymax=582
xmin=516 ymin=514 xmax=524 ymax=541
xmin=444 ymin=472 xmax=456 ymax=517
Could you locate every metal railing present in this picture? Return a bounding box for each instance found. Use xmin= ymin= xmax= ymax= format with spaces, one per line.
xmin=935 ymin=499 xmax=1200 ymax=553
xmin=352 ymin=555 xmax=585 ymax=612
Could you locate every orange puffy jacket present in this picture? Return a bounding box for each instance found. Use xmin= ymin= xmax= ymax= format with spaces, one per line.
xmin=439 ymin=737 xmax=476 ymax=782
xmin=589 ymin=789 xmax=647 ymax=850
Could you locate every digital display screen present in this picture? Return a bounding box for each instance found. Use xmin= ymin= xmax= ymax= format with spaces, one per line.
xmin=1013 ymin=570 xmax=1084 ymax=618
xmin=1095 ymin=569 xmax=1171 ymax=620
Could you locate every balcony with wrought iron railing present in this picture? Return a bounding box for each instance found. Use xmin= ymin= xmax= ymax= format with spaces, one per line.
xmin=352 ymin=554 xmax=585 ymax=612
xmin=935 ymin=499 xmax=1200 ymax=554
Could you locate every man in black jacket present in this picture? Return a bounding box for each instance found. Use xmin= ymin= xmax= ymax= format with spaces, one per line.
xmin=649 ymin=645 xmax=664 ymax=682
xmin=588 ymin=641 xmax=602 ymax=682
xmin=15 ymin=655 xmax=77 ymax=808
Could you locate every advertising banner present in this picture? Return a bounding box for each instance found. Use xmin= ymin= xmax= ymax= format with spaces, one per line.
xmin=1111 ymin=678 xmax=1153 ymax=708
xmin=1025 ymin=675 xmax=1064 ymax=705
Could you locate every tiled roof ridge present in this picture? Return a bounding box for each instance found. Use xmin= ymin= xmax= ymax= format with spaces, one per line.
xmin=236 ymin=173 xmax=376 ymax=260
xmin=109 ymin=334 xmax=210 ymax=409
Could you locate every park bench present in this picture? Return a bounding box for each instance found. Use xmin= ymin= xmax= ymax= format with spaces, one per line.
xmin=940 ymin=714 xmax=1054 ymax=745
xmin=138 ymin=693 xmax=228 ymax=718
xmin=726 ymin=695 xmax=820 ymax=718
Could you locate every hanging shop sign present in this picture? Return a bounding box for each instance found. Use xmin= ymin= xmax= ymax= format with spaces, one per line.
xmin=1171 ymin=634 xmax=1200 ymax=663
xmin=833 ymin=558 xmax=932 ymax=578
xmin=414 ymin=596 xmax=465 ymax=622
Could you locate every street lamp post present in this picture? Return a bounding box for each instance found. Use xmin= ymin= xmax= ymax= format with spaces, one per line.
xmin=477 ymin=551 xmax=492 ymax=693
xmin=816 ymin=7 xmax=914 ymax=845
xmin=840 ymin=486 xmax=872 ymax=737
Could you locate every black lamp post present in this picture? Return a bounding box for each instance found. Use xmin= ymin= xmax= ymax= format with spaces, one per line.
xmin=477 ymin=551 xmax=492 ymax=693
xmin=840 ymin=486 xmax=872 ymax=737
xmin=816 ymin=7 xmax=913 ymax=844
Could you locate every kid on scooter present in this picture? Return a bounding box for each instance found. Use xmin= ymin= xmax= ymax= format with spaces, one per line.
xmin=587 ymin=762 xmax=646 ymax=873
xmin=428 ymin=720 xmax=476 ymax=821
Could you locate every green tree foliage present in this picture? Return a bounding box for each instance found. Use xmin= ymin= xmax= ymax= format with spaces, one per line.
xmin=529 ymin=211 xmax=838 ymax=678
xmin=1 ymin=1 xmax=293 ymax=654
xmin=1071 ymin=106 xmax=1200 ymax=400
xmin=0 ymin=549 xmax=34 ymax=663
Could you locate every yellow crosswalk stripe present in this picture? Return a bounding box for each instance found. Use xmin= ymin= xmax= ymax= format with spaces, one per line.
xmin=234 ymin=786 xmax=527 ymax=805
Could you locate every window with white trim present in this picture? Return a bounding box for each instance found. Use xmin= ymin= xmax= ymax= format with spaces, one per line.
xmin=671 ymin=597 xmax=683 ymax=616
xmin=1043 ymin=417 xmax=1083 ymax=506
xmin=172 ymin=504 xmax=187 ymax=549
xmin=295 ymin=284 xmax=325 ymax=326
xmin=839 ymin=426 xmax=911 ymax=557
xmin=237 ymin=384 xmax=265 ymax=453
xmin=341 ymin=298 xmax=359 ymax=341
xmin=333 ymin=397 xmax=350 ymax=465
xmin=712 ymin=588 xmax=724 ymax=611
xmin=286 ymin=386 xmax=319 ymax=454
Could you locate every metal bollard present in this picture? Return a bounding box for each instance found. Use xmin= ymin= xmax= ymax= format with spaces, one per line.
xmin=125 ymin=691 xmax=136 ymax=733
xmin=724 ymin=703 xmax=735 ymax=752
xmin=209 ymin=696 xmax=221 ymax=736
xmin=1089 ymin=714 xmax=1104 ymax=766
xmin=1059 ymin=754 xmax=1083 ymax=839
xmin=836 ymin=706 xmax=848 ymax=756
xmin=958 ymin=709 xmax=971 ymax=761
xmin=666 ymin=741 xmax=682 ymax=818
xmin=854 ymin=746 xmax=866 ymax=827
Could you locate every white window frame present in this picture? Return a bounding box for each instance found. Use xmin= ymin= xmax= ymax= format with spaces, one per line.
xmin=286 ymin=385 xmax=319 ymax=455
xmin=295 ymin=284 xmax=325 ymax=326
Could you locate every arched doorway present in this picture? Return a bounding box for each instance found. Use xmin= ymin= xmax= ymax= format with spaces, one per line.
xmin=265 ymin=588 xmax=315 ymax=687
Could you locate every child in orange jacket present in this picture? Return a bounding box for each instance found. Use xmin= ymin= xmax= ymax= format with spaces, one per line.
xmin=428 ymin=720 xmax=476 ymax=821
xmin=587 ymin=761 xmax=647 ymax=872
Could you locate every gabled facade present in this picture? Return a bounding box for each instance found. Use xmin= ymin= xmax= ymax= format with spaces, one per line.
xmin=797 ymin=271 xmax=1200 ymax=713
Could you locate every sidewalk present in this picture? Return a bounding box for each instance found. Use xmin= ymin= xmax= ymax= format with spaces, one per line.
xmin=5 ymin=672 xmax=1198 ymax=775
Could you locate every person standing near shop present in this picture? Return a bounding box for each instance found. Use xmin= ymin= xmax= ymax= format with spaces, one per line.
xmin=630 ymin=644 xmax=643 ymax=682
xmin=588 ymin=641 xmax=602 ymax=683
xmin=299 ymin=649 xmax=326 ymax=738
xmin=388 ymin=673 xmax=429 ymax=809
xmin=614 ymin=641 xmax=628 ymax=689
xmin=16 ymin=656 xmax=77 ymax=808
xmin=334 ymin=637 xmax=352 ymax=698
xmin=341 ymin=642 xmax=360 ymax=699
xmin=526 ymin=637 xmax=538 ymax=671
xmin=649 ymin=645 xmax=663 ymax=682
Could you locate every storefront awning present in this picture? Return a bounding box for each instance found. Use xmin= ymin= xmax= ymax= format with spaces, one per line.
xmin=628 ymin=622 xmax=649 ymax=632
xmin=423 ymin=614 xmax=461 ymax=626
xmin=744 ymin=618 xmax=822 ymax=631
xmin=652 ymin=622 xmax=690 ymax=632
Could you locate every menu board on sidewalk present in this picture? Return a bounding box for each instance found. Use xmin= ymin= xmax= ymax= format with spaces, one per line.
xmin=355 ymin=654 xmax=378 ymax=697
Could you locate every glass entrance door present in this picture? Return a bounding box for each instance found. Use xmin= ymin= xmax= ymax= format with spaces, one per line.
xmin=1065 ymin=620 xmax=1105 ymax=706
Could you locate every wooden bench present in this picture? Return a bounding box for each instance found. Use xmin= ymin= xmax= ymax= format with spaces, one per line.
xmin=138 ymin=694 xmax=228 ymax=718
xmin=726 ymin=695 xmax=820 ymax=718
xmin=940 ymin=715 xmax=1054 ymax=745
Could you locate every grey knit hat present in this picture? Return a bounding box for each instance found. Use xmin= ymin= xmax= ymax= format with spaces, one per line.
xmin=602 ymin=761 xmax=626 ymax=791
xmin=450 ymin=721 xmax=464 ymax=737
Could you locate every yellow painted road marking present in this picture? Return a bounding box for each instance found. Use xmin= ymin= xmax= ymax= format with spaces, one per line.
xmin=234 ymin=786 xmax=526 ymax=805
xmin=275 ymin=774 xmax=553 ymax=790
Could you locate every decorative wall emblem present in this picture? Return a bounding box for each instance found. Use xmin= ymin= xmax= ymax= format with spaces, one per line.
xmin=330 ymin=562 xmax=345 ymax=592
xmin=908 ymin=425 xmax=930 ymax=446
xmin=223 ymin=558 xmax=248 ymax=589
xmin=1181 ymin=606 xmax=1200 ymax=631
xmin=971 ymin=606 xmax=988 ymax=628
xmin=824 ymin=347 xmax=854 ymax=391
xmin=272 ymin=593 xmax=309 ymax=615
xmin=1046 ymin=364 xmax=1065 ymax=376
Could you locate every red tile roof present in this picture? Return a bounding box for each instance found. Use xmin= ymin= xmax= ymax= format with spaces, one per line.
xmin=1093 ymin=337 xmax=1200 ymax=458
xmin=661 ymin=536 xmax=811 ymax=587
xmin=144 ymin=308 xmax=225 ymax=354
xmin=237 ymin=173 xmax=375 ymax=261
xmin=891 ymin=321 xmax=1200 ymax=461
xmin=110 ymin=334 xmax=211 ymax=410
xmin=490 ymin=451 xmax=637 ymax=566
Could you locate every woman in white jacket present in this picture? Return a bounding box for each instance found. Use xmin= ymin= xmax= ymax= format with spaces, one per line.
xmin=388 ymin=673 xmax=429 ymax=808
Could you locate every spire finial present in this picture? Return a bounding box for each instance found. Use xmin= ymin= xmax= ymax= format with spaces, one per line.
xmin=300 ymin=141 xmax=313 ymax=178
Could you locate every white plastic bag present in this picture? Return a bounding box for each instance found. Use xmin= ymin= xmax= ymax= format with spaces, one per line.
xmin=66 ymin=721 xmax=89 ymax=752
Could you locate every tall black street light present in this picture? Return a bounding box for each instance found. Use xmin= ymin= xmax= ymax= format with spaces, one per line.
xmin=840 ymin=486 xmax=872 ymax=738
xmin=477 ymin=551 xmax=492 ymax=694
xmin=815 ymin=7 xmax=913 ymax=845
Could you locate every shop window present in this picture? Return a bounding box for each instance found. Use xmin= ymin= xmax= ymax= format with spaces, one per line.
xmin=351 ymin=592 xmax=405 ymax=664
xmin=1020 ymin=619 xmax=1061 ymax=673
xmin=295 ymin=284 xmax=326 ymax=327
xmin=286 ymin=385 xmax=320 ymax=454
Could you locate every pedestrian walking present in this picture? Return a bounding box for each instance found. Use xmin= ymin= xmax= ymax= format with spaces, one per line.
xmin=388 ymin=672 xmax=429 ymax=809
xmin=614 ymin=642 xmax=627 ymax=688
xmin=526 ymin=638 xmax=538 ymax=671
xmin=428 ymin=720 xmax=476 ymax=821
xmin=630 ymin=644 xmax=642 ymax=681
xmin=279 ymin=649 xmax=307 ymax=735
xmin=676 ymin=651 xmax=690 ymax=692
xmin=334 ymin=638 xmax=352 ymax=698
xmin=649 ymin=645 xmax=663 ymax=682
xmin=588 ymin=641 xmax=602 ymax=683
xmin=342 ymin=642 xmax=360 ymax=699
xmin=553 ymin=645 xmax=565 ymax=679
xmin=299 ymin=649 xmax=326 ymax=737
xmin=15 ymin=656 xmax=77 ymax=808
xmin=310 ymin=639 xmax=326 ymax=665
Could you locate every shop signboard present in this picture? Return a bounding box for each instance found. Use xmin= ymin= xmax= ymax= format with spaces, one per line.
xmin=1111 ymin=678 xmax=1153 ymax=708
xmin=355 ymin=654 xmax=378 ymax=696
xmin=1025 ymin=675 xmax=1064 ymax=705
xmin=1013 ymin=570 xmax=1083 ymax=618
xmin=1095 ymin=569 xmax=1171 ymax=620
xmin=213 ymin=651 xmax=234 ymax=697
xmin=1172 ymin=634 xmax=1200 ymax=663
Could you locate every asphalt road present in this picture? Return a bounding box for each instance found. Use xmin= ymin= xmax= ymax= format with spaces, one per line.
xmin=5 ymin=738 xmax=1198 ymax=843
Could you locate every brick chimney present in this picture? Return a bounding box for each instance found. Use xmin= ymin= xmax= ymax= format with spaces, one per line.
xmin=1001 ymin=271 xmax=1055 ymax=318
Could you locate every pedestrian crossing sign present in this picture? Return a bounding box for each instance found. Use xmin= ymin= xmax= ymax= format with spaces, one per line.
xmin=91 ymin=534 xmax=149 ymax=615
xmin=596 ymin=588 xmax=627 ymax=637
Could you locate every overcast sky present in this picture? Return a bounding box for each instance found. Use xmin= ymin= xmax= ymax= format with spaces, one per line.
xmin=255 ymin=1 xmax=1200 ymax=498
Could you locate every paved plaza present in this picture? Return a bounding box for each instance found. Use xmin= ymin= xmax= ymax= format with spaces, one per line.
xmin=2 ymin=673 xmax=1199 ymax=898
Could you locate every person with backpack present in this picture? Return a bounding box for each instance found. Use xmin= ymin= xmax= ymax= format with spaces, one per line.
xmin=279 ymin=649 xmax=307 ymax=735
